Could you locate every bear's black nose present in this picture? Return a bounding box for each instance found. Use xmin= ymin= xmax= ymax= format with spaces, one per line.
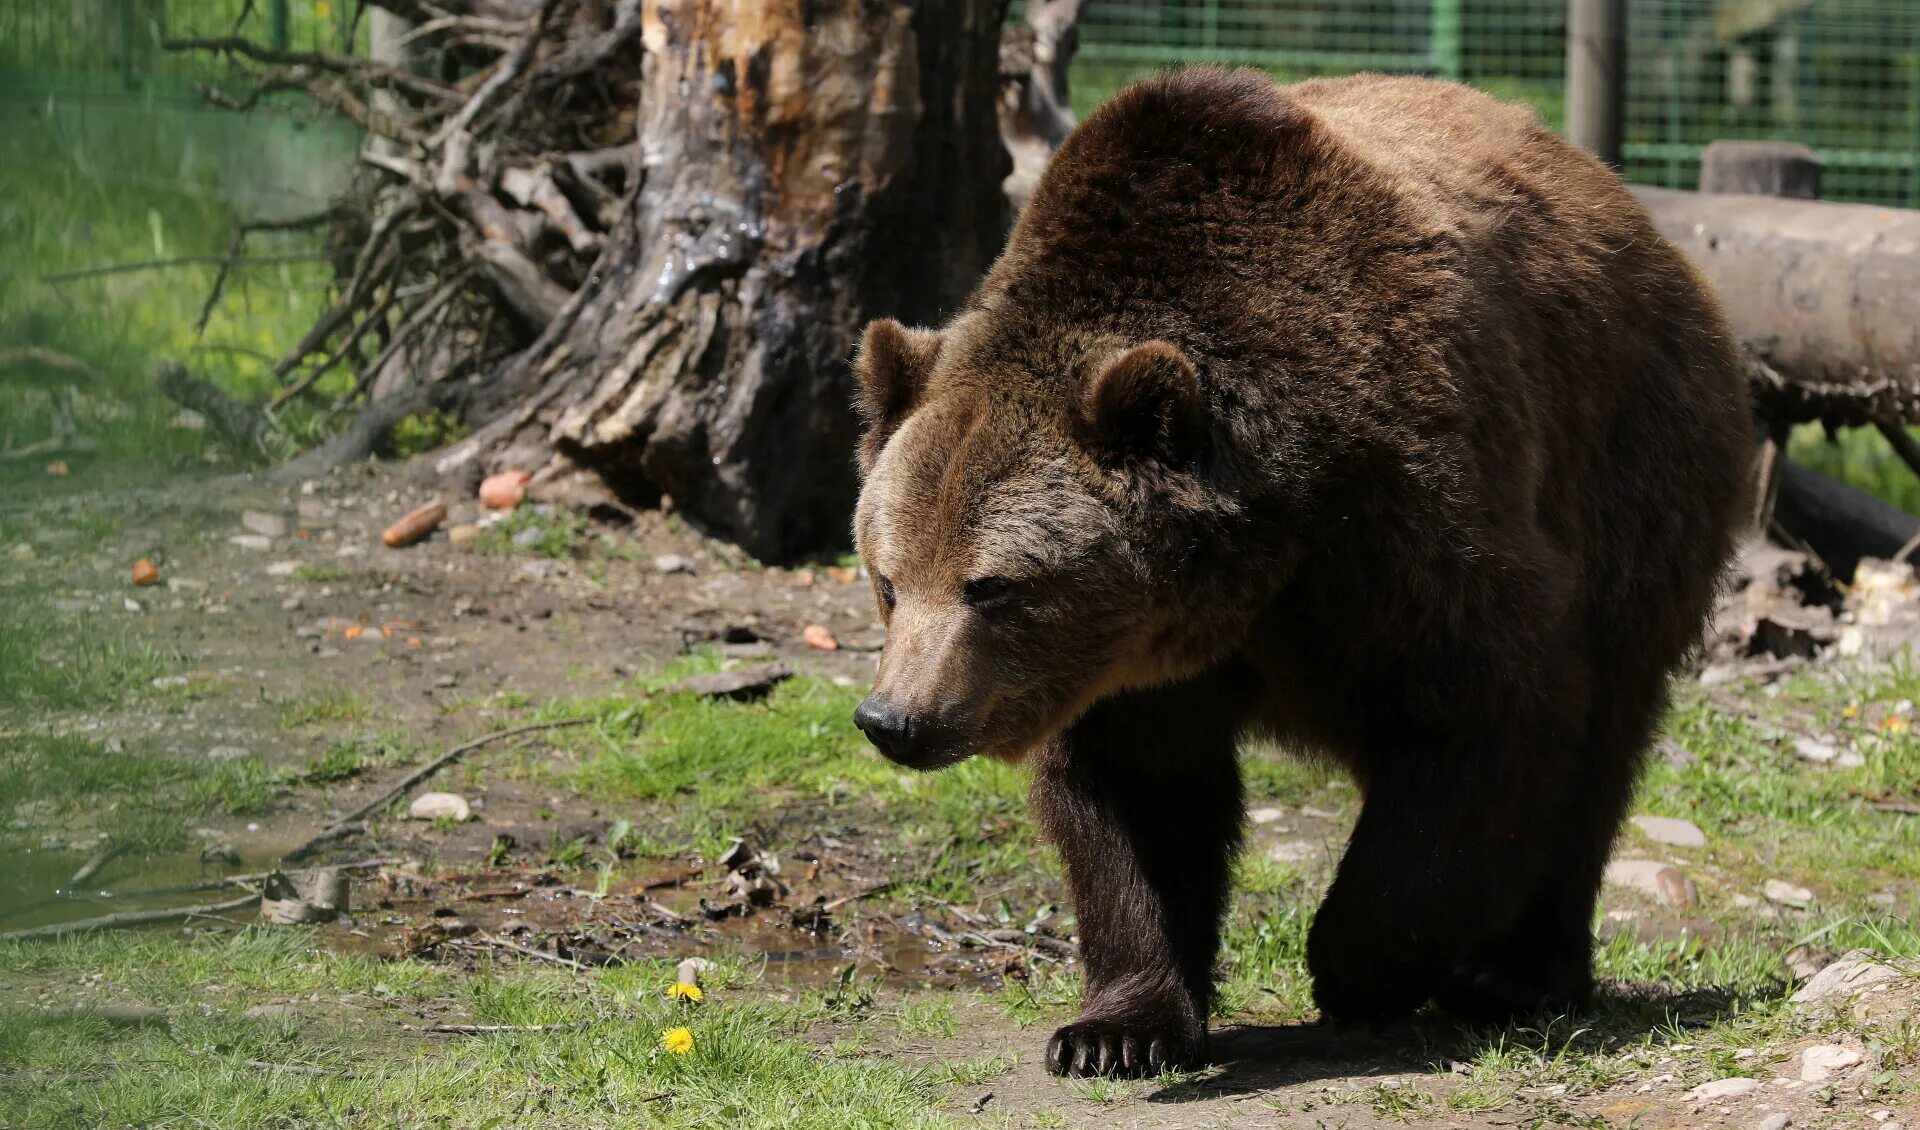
xmin=853 ymin=696 xmax=918 ymax=764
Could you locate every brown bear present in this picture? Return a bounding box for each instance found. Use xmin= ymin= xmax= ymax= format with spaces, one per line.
xmin=848 ymin=68 xmax=1751 ymax=1078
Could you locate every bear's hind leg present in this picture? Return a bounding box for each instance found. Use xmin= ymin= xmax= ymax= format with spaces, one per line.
xmin=1307 ymin=725 xmax=1570 ymax=1024
xmin=1031 ymin=673 xmax=1246 ymax=1077
xmin=1436 ymin=673 xmax=1666 ymax=1023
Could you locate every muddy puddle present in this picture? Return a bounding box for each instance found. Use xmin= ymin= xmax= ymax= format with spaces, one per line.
xmin=1 ymin=845 xmax=1055 ymax=993
xmin=0 ymin=842 xmax=279 ymax=934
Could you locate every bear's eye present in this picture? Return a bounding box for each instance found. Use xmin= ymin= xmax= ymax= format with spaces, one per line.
xmin=876 ymin=575 xmax=897 ymax=609
xmin=962 ymin=576 xmax=1018 ymax=612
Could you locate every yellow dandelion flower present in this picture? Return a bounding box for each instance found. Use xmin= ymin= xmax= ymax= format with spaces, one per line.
xmin=1843 ymin=703 xmax=1859 ymax=719
xmin=661 ymin=1026 xmax=695 ymax=1055
xmin=1882 ymin=715 xmax=1910 ymax=735
xmin=667 ymin=982 xmax=704 ymax=1003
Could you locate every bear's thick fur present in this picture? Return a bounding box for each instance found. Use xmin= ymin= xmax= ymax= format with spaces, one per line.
xmin=849 ymin=69 xmax=1751 ymax=1077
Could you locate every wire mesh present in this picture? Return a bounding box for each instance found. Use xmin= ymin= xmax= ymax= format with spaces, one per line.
xmin=1 ymin=0 xmax=362 ymax=93
xmin=4 ymin=1 xmax=1915 ymax=206
xmin=1050 ymin=0 xmax=1919 ymax=207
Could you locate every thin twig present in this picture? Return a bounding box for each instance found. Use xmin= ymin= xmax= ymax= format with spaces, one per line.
xmin=162 ymin=36 xmax=458 ymax=103
xmin=414 ymin=1022 xmax=588 ymax=1034
xmin=269 ymin=271 xmax=402 ymax=409
xmin=41 ymin=253 xmax=329 ymax=285
xmin=103 ymin=859 xmax=402 ymax=901
xmin=465 ymin=933 xmax=588 ymax=970
xmin=0 ymin=347 xmax=102 ymax=384
xmin=62 ymin=843 xmax=124 ymax=892
xmin=246 ymin=1060 xmax=349 ymax=1078
xmin=0 ymin=893 xmax=263 ymax=943
xmin=194 ymin=228 xmax=247 ymax=338
xmin=820 ymin=881 xmax=895 ymax=913
xmin=281 ymin=719 xmax=587 ymax=863
xmin=428 ymin=0 xmax=562 ymax=148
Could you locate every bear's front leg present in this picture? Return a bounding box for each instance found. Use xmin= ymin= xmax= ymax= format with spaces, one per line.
xmin=1030 ymin=678 xmax=1245 ymax=1077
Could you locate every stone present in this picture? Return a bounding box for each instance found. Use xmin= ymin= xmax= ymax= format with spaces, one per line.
xmin=1688 ymin=1077 xmax=1761 ymax=1101
xmin=1763 ymin=879 xmax=1813 ymax=908
xmin=408 ymin=793 xmax=472 ymax=822
xmin=1792 ymin=950 xmax=1911 ymax=1006
xmin=228 ymin=534 xmax=272 ymax=552
xmin=1794 ymin=736 xmax=1840 ymax=763
xmin=803 ymin=623 xmax=840 ymax=650
xmin=1267 ymin=841 xmax=1319 ymax=865
xmin=1798 ymin=1044 xmax=1862 ymax=1083
xmin=671 ymin=664 xmax=794 ymax=701
xmin=1754 ymin=1114 xmax=1791 ymax=1130
xmin=447 ymin=524 xmax=482 ymax=551
xmin=266 ymin=561 xmax=300 ymax=577
xmin=241 ymin=510 xmax=288 ymax=538
xmin=1631 ymin=814 xmax=1706 ymax=848
xmin=1249 ymin=806 xmax=1285 ymax=825
xmin=1604 ymin=859 xmax=1698 ymax=907
xmin=654 ymin=554 xmax=695 ymax=575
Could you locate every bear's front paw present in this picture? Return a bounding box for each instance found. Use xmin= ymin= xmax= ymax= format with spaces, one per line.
xmin=1045 ymin=1012 xmax=1206 ymax=1077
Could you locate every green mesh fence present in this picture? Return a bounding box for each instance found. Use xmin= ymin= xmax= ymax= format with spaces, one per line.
xmin=1054 ymin=0 xmax=1920 ymax=207
xmin=0 ymin=0 xmax=361 ymax=93
xmin=5 ymin=1 xmax=1915 ymax=204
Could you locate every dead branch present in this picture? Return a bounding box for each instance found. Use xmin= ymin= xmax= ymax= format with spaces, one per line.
xmin=413 ymin=1022 xmax=589 ymax=1034
xmin=278 ymin=719 xmax=587 ymax=862
xmin=428 ymin=0 xmax=563 ymax=148
xmin=269 ymin=272 xmax=404 ymax=409
xmin=461 ymin=932 xmax=589 ymax=970
xmin=0 ymin=347 xmax=101 ymax=386
xmin=156 ymin=360 xmax=272 ymax=453
xmin=40 ymin=253 xmax=330 ymax=285
xmin=502 ymin=165 xmax=601 ymax=252
xmin=63 ymin=844 xmax=124 ymax=891
xmin=0 ymin=893 xmax=264 ymax=943
xmin=162 ymin=35 xmax=458 ymax=103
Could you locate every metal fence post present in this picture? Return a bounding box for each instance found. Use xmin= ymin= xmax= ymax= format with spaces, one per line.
xmin=1566 ymin=0 xmax=1625 ymax=168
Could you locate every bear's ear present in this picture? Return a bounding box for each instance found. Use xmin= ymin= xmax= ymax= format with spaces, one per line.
xmin=853 ymin=318 xmax=941 ymax=471
xmin=1078 ymin=341 xmax=1205 ymax=469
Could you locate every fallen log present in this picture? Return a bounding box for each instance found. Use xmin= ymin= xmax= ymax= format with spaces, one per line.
xmin=1774 ymin=461 xmax=1920 ymax=581
xmin=1633 ymin=186 xmax=1920 ymax=427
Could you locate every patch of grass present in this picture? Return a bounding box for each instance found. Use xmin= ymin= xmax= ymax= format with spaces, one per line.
xmin=1790 ymin=422 xmax=1920 ymax=515
xmin=276 ymin=689 xmax=372 ymax=730
xmin=558 ymin=659 xmax=1041 ymax=902
xmin=0 ymin=733 xmax=278 ymax=853
xmin=485 ymin=504 xmax=589 ymax=559
xmin=0 ymin=606 xmax=173 ymax=714
xmin=289 ymin=562 xmax=349 ymax=584
xmin=0 ymin=929 xmax=975 ymax=1128
xmin=0 ymin=95 xmax=340 ymax=473
xmin=387 ymin=407 xmax=468 ymax=459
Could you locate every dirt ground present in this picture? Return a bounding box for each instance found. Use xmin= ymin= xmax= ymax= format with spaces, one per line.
xmin=4 ymin=460 xmax=1919 ymax=1129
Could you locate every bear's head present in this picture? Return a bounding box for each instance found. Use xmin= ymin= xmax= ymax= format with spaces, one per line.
xmin=848 ymin=314 xmax=1216 ymax=769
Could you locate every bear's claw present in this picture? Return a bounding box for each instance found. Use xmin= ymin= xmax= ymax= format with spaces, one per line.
xmin=1045 ymin=1017 xmax=1204 ymax=1077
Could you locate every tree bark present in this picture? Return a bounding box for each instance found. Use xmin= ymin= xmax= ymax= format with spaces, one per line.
xmin=438 ymin=0 xmax=1009 ymax=561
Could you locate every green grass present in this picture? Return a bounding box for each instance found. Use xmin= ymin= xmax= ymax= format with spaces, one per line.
xmin=0 ymin=733 xmax=278 ymax=855
xmin=1790 ymin=422 xmax=1920 ymax=516
xmin=0 ymin=87 xmax=340 ymax=475
xmin=0 ymin=930 xmax=973 ymax=1129
xmin=552 ymin=655 xmax=1043 ymax=903
xmin=483 ymin=504 xmax=591 ymax=559
xmin=276 ymin=689 xmax=372 ymax=730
